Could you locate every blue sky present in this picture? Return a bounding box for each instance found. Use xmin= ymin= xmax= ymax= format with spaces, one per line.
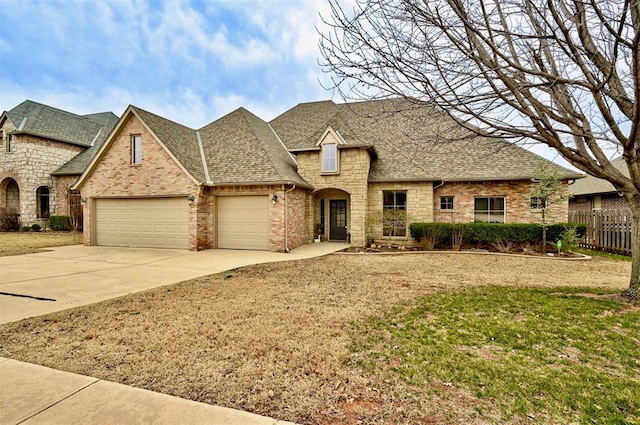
xmin=0 ymin=0 xmax=336 ymax=126
xmin=0 ymin=0 xmax=573 ymax=167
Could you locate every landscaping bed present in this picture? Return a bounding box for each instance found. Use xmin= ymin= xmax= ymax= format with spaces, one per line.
xmin=0 ymin=254 xmax=636 ymax=424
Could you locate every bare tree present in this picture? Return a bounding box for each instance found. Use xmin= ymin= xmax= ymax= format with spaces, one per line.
xmin=320 ymin=0 xmax=640 ymax=300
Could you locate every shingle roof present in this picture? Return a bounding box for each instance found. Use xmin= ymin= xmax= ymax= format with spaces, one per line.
xmin=6 ymin=100 xmax=117 ymax=148
xmin=131 ymin=107 xmax=207 ymax=183
xmin=271 ymin=98 xmax=582 ymax=182
xmin=569 ymin=157 xmax=627 ymax=196
xmin=199 ymin=108 xmax=311 ymax=188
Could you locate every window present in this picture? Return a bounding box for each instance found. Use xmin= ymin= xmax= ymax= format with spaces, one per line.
xmin=36 ymin=186 xmax=50 ymax=219
xmin=440 ymin=196 xmax=454 ymax=210
xmin=592 ymin=195 xmax=602 ymax=210
xmin=530 ymin=197 xmax=546 ymax=209
xmin=474 ymin=197 xmax=505 ymax=223
xmin=321 ymin=142 xmax=337 ymax=173
xmin=2 ymin=132 xmax=10 ymax=153
xmin=383 ymin=190 xmax=407 ymax=236
xmin=131 ymin=135 xmax=142 ymax=164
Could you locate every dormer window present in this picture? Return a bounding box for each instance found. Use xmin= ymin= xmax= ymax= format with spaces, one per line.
xmin=322 ymin=142 xmax=338 ymax=173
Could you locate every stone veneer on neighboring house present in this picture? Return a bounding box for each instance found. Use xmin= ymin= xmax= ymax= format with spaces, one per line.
xmin=0 ymin=122 xmax=84 ymax=225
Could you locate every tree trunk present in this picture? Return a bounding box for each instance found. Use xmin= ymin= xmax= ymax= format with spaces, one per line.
xmin=622 ymin=202 xmax=640 ymax=301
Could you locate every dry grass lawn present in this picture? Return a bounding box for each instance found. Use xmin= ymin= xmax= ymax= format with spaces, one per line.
xmin=0 ymin=231 xmax=82 ymax=256
xmin=0 ymin=253 xmax=631 ymax=424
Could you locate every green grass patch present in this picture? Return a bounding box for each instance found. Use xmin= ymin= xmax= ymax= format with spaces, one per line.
xmin=574 ymin=247 xmax=632 ymax=262
xmin=350 ymin=286 xmax=640 ymax=424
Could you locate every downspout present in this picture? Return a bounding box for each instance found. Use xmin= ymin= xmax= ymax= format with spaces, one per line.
xmin=284 ymin=184 xmax=296 ymax=252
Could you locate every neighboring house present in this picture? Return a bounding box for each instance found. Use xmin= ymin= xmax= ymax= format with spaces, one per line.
xmin=569 ymin=157 xmax=629 ymax=212
xmin=74 ymin=98 xmax=582 ymax=251
xmin=0 ymin=100 xmax=118 ymax=227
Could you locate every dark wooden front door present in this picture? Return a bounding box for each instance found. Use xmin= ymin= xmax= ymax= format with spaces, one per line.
xmin=329 ymin=199 xmax=347 ymax=241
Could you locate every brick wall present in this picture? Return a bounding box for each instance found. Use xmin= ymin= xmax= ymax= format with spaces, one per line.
xmin=79 ymin=114 xmax=202 ymax=249
xmin=570 ymin=193 xmax=629 ymax=213
xmin=0 ymin=119 xmax=84 ymax=226
xmin=296 ymin=147 xmax=370 ymax=246
xmin=433 ymin=180 xmax=569 ymax=224
xmin=54 ymin=175 xmax=80 ymax=216
xmin=212 ymin=184 xmax=306 ymax=252
xmin=367 ymin=181 xmax=434 ymax=244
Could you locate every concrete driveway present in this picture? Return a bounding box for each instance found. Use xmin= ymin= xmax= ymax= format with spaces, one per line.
xmin=0 ymin=243 xmax=346 ymax=324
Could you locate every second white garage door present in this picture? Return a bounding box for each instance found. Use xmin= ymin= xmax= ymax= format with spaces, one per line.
xmin=217 ymin=196 xmax=270 ymax=250
xmin=95 ymin=198 xmax=190 ymax=249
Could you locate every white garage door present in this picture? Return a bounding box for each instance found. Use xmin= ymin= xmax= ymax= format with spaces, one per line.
xmin=217 ymin=196 xmax=269 ymax=250
xmin=95 ymin=198 xmax=189 ymax=249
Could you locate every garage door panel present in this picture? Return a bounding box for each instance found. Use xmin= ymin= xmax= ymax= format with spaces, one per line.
xmin=96 ymin=198 xmax=189 ymax=249
xmin=217 ymin=196 xmax=269 ymax=250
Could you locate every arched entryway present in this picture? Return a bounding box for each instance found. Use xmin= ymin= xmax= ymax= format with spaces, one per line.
xmin=312 ymin=188 xmax=351 ymax=242
xmin=2 ymin=178 xmax=20 ymax=211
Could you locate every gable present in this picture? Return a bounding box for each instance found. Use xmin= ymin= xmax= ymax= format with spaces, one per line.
xmin=75 ymin=112 xmax=197 ymax=194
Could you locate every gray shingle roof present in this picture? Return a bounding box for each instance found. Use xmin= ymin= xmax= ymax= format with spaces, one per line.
xmin=6 ymin=100 xmax=117 ymax=148
xmin=199 ymin=108 xmax=311 ymax=188
xmin=271 ymin=98 xmax=582 ymax=182
xmin=569 ymin=157 xmax=627 ymax=196
xmin=131 ymin=107 xmax=207 ymax=183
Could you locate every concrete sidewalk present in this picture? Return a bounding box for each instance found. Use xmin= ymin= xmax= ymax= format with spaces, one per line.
xmin=0 ymin=242 xmax=347 ymax=324
xmin=0 ymin=357 xmax=297 ymax=425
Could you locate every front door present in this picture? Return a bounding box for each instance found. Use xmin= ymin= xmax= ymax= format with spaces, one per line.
xmin=329 ymin=199 xmax=347 ymax=241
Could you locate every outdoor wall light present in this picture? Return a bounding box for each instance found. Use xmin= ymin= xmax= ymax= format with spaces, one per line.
xmin=271 ymin=194 xmax=278 ymax=205
xmin=187 ymin=194 xmax=195 ymax=202
xmin=81 ymin=197 xmax=87 ymax=204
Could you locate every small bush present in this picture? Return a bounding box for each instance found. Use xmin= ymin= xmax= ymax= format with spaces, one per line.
xmin=31 ymin=223 xmax=42 ymax=232
xmin=49 ymin=215 xmax=71 ymax=231
xmin=409 ymin=222 xmax=588 ymax=248
xmin=0 ymin=208 xmax=21 ymax=231
xmin=22 ymin=226 xmax=31 ymax=232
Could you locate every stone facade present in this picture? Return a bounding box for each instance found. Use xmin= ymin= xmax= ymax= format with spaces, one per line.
xmin=433 ymin=180 xmax=568 ymax=224
xmin=295 ymin=146 xmax=371 ymax=246
xmin=367 ymin=181 xmax=434 ymax=244
xmin=0 ymin=119 xmax=84 ymax=226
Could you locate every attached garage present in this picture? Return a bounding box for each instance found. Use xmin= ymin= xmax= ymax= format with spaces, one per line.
xmin=95 ymin=198 xmax=190 ymax=249
xmin=217 ymin=196 xmax=270 ymax=250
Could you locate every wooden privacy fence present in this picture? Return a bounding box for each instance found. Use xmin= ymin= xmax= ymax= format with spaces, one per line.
xmin=569 ymin=209 xmax=633 ymax=255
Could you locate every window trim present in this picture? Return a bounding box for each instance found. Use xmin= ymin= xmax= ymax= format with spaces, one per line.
xmin=530 ymin=196 xmax=546 ymax=210
xmin=321 ymin=142 xmax=338 ymax=174
xmin=440 ymin=196 xmax=454 ymax=210
xmin=382 ymin=190 xmax=407 ymax=237
xmin=131 ymin=134 xmax=142 ymax=165
xmin=36 ymin=186 xmax=50 ymax=219
xmin=474 ymin=196 xmax=505 ymax=223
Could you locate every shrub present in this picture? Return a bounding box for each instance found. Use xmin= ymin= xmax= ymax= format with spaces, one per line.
xmin=31 ymin=223 xmax=42 ymax=232
xmin=49 ymin=215 xmax=71 ymax=231
xmin=0 ymin=208 xmax=21 ymax=231
xmin=409 ymin=222 xmax=588 ymax=248
xmin=410 ymin=223 xmax=449 ymax=250
xmin=22 ymin=226 xmax=31 ymax=232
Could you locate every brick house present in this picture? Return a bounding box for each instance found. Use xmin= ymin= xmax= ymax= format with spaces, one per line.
xmin=569 ymin=157 xmax=629 ymax=213
xmin=74 ymin=98 xmax=582 ymax=251
xmin=0 ymin=100 xmax=118 ymax=227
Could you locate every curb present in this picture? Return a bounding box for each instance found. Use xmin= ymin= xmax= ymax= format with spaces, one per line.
xmin=334 ymin=249 xmax=592 ymax=261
